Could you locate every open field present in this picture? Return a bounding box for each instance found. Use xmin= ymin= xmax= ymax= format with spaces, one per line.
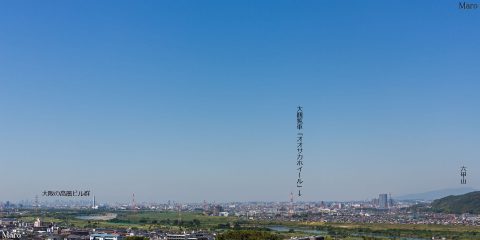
xmin=14 ymin=210 xmax=480 ymax=239
xmin=301 ymin=221 xmax=480 ymax=232
xmin=268 ymin=221 xmax=480 ymax=239
xmin=18 ymin=210 xmax=237 ymax=230
xmin=113 ymin=210 xmax=237 ymax=226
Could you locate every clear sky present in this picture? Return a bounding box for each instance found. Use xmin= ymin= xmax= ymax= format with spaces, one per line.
xmin=0 ymin=1 xmax=479 ymax=203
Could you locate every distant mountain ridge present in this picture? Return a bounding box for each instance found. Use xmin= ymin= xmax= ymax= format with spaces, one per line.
xmin=431 ymin=191 xmax=480 ymax=214
xmin=396 ymin=187 xmax=476 ymax=201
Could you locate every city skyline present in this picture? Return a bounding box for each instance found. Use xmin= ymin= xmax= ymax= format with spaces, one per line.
xmin=1 ymin=1 xmax=479 ymax=203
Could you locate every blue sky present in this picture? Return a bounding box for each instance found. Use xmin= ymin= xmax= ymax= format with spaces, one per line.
xmin=0 ymin=1 xmax=479 ymax=203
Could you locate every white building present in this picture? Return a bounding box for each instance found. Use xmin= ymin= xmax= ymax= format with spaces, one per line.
xmin=218 ymin=212 xmax=229 ymax=217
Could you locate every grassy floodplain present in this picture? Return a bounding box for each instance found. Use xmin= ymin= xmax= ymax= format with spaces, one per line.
xmin=263 ymin=220 xmax=480 ymax=239
xmin=12 ymin=210 xmax=480 ymax=239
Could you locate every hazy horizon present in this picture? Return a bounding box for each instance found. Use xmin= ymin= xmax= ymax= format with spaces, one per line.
xmin=1 ymin=1 xmax=479 ymax=203
xmin=4 ymin=187 xmax=479 ymax=205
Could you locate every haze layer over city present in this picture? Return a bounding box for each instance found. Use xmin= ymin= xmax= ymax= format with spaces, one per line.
xmin=1 ymin=1 xmax=479 ymax=204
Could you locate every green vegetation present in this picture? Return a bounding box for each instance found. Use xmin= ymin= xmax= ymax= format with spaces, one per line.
xmin=125 ymin=237 xmax=149 ymax=240
xmin=18 ymin=210 xmax=238 ymax=231
xmin=109 ymin=211 xmax=236 ymax=228
xmin=13 ymin=209 xmax=480 ymax=239
xmin=217 ymin=230 xmax=282 ymax=240
xmin=432 ymin=191 xmax=480 ymax=214
xmin=281 ymin=222 xmax=480 ymax=239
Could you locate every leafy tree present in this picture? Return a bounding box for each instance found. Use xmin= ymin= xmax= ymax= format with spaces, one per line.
xmin=192 ymin=219 xmax=201 ymax=227
xmin=125 ymin=237 xmax=149 ymax=240
xmin=217 ymin=230 xmax=282 ymax=240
